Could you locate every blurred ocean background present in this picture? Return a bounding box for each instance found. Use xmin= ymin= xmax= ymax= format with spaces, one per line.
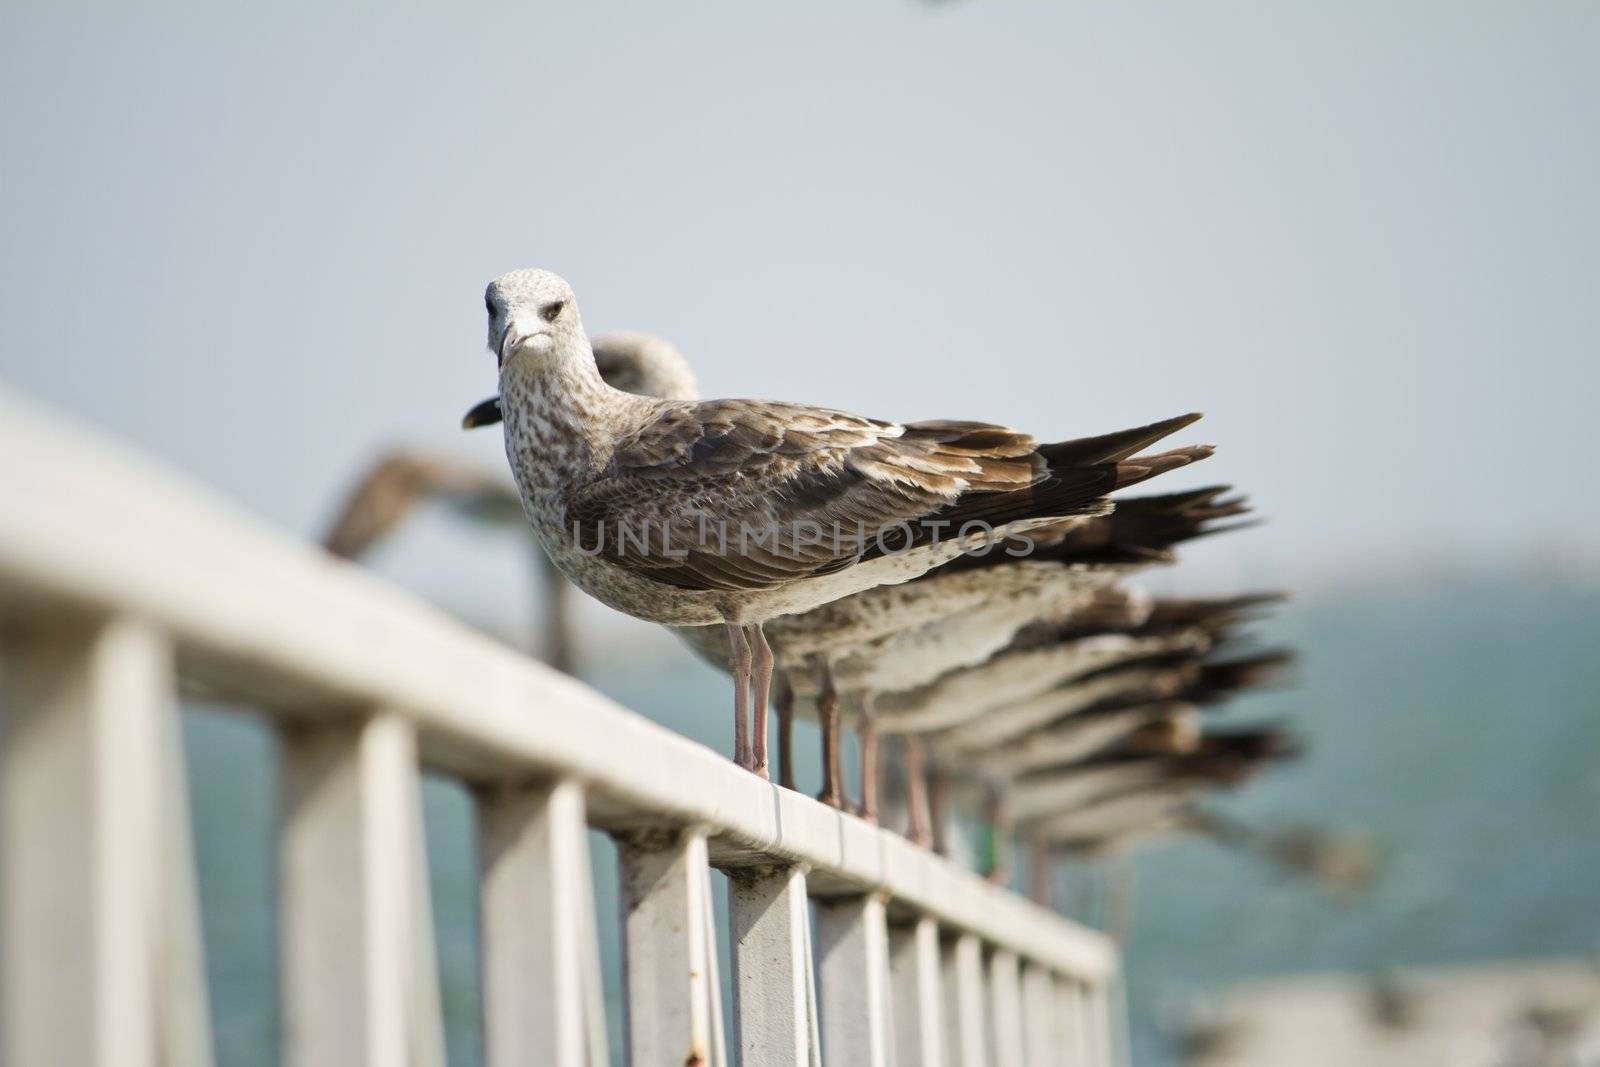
xmin=5 ymin=1 xmax=1598 ymax=1062
xmin=182 ymin=572 xmax=1600 ymax=1067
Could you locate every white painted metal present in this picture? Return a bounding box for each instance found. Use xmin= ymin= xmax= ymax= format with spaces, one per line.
xmin=0 ymin=393 xmax=1130 ymax=1067
xmin=478 ymin=778 xmax=608 ymax=1067
xmin=278 ymin=712 xmax=446 ymax=1067
xmin=1082 ymin=981 xmax=1114 ymax=1067
xmin=729 ymin=865 xmax=818 ymax=1065
xmin=0 ymin=390 xmax=1120 ymax=988
xmin=889 ymin=916 xmax=945 ymax=1067
xmin=617 ymin=828 xmax=725 ymax=1067
xmin=1020 ymin=964 xmax=1056 ymax=1067
xmin=0 ymin=616 xmax=212 ymax=1067
xmin=701 ymin=862 xmax=731 ymax=1067
xmin=816 ymin=894 xmax=894 ymax=1067
xmin=1081 ymin=979 xmax=1120 ymax=1067
xmin=1052 ymin=979 xmax=1088 ymax=1067
xmin=941 ymin=934 xmax=989 ymax=1067
xmin=987 ymin=949 xmax=1026 ymax=1067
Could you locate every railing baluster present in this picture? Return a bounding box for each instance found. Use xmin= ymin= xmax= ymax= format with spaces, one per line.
xmin=478 ymin=778 xmax=608 ymax=1067
xmin=890 ymin=916 xmax=945 ymax=1067
xmin=987 ymin=949 xmax=1026 ymax=1066
xmin=1020 ymin=964 xmax=1055 ymax=1067
xmin=940 ymin=933 xmax=989 ymax=1067
xmin=815 ymin=893 xmax=894 ymax=1066
xmin=1082 ymin=981 xmax=1113 ymax=1067
xmin=0 ymin=616 xmax=213 ymax=1067
xmin=0 ymin=400 xmax=1137 ymax=1067
xmin=278 ymin=712 xmax=445 ymax=1067
xmin=1075 ymin=985 xmax=1100 ymax=1067
xmin=1051 ymin=978 xmax=1087 ymax=1066
xmin=617 ymin=827 xmax=725 ymax=1066
xmin=729 ymin=864 xmax=818 ymax=1065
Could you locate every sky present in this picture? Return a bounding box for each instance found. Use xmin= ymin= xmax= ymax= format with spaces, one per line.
xmin=3 ymin=1 xmax=1597 ymax=626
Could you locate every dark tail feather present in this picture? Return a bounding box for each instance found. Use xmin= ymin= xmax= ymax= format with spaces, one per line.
xmin=1037 ymin=412 xmax=1204 ymax=467
xmin=866 ymin=417 xmax=1207 ymax=561
xmin=1025 ymin=485 xmax=1251 ymax=564
xmin=1142 ymin=592 xmax=1289 ymax=632
xmin=1189 ymin=650 xmax=1297 ymax=703
xmin=1196 ymin=725 xmax=1301 ymax=760
xmin=1170 ymin=725 xmax=1303 ymax=783
xmin=462 ymin=396 xmax=503 ymax=430
xmin=1110 ymin=443 xmax=1215 ymax=492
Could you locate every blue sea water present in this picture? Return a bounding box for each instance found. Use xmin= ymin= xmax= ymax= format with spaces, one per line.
xmin=181 ymin=577 xmax=1600 ymax=1065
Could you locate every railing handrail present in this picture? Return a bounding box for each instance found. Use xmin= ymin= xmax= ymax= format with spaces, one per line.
xmin=0 ymin=386 xmax=1118 ymax=983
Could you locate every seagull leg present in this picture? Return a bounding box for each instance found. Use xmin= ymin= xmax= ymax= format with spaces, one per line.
xmin=984 ymin=780 xmax=1012 ymax=886
xmin=1028 ymin=838 xmax=1053 ymax=906
xmin=773 ymin=669 xmax=796 ymax=790
xmin=726 ymin=622 xmax=752 ymax=769
xmin=816 ymin=662 xmax=844 ymax=809
xmin=928 ymin=765 xmax=950 ymax=856
xmin=747 ymin=623 xmax=773 ymax=781
xmin=1104 ymin=857 xmax=1136 ymax=944
xmin=903 ymin=735 xmax=931 ymax=848
xmin=857 ymin=697 xmax=880 ymax=825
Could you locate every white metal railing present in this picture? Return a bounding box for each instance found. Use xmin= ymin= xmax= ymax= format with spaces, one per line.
xmin=0 ymin=388 xmax=1128 ymax=1067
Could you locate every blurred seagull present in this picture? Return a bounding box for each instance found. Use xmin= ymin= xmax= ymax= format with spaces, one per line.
xmin=1019 ymin=727 xmax=1300 ymax=847
xmin=675 ymin=490 xmax=1241 ymax=813
xmin=330 ymin=330 xmax=699 ymax=560
xmin=482 ymin=267 xmax=1210 ymax=777
xmin=325 ymin=331 xmax=698 ymax=671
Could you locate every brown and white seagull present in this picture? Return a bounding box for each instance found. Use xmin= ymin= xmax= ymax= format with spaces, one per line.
xmin=483 ymin=267 xmax=1209 ymax=775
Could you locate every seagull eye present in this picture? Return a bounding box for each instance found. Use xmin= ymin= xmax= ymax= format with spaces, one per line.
xmin=541 ymin=300 xmax=566 ymax=323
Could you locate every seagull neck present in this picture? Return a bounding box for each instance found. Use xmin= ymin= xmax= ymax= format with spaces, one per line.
xmin=500 ymin=349 xmax=637 ymax=472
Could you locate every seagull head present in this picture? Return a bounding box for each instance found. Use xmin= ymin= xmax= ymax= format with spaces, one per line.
xmin=484 ymin=268 xmax=586 ymax=371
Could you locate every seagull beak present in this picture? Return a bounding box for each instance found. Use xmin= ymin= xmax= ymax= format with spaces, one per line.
xmin=498 ymin=316 xmax=549 ymax=368
xmin=462 ymin=396 xmax=503 ymax=430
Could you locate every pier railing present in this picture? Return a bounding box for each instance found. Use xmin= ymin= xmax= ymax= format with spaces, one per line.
xmin=0 ymin=389 xmax=1126 ymax=1067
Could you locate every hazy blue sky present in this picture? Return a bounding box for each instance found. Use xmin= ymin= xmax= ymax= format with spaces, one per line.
xmin=3 ymin=2 xmax=1597 ymax=615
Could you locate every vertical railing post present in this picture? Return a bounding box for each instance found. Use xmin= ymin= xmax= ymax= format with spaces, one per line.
xmin=1052 ymin=978 xmax=1088 ymax=1066
xmin=0 ymin=615 xmax=214 ymax=1067
xmin=278 ymin=712 xmax=445 ymax=1067
xmin=729 ymin=864 xmax=818 ymax=1066
xmin=987 ymin=949 xmax=1025 ymax=1066
xmin=1082 ymin=981 xmax=1113 ymax=1067
xmin=815 ymin=893 xmax=894 ymax=1067
xmin=617 ymin=827 xmax=727 ymax=1067
xmin=940 ymin=933 xmax=988 ymax=1067
xmin=477 ymin=778 xmax=608 ymax=1067
xmin=889 ymin=915 xmax=945 ymax=1067
xmin=1019 ymin=964 xmax=1055 ymax=1067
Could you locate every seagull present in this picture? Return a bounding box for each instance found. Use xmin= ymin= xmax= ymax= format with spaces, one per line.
xmin=925 ymin=594 xmax=1287 ymax=753
xmin=778 ymin=488 xmax=1246 ymax=811
xmin=327 ymin=331 xmax=698 ymax=672
xmin=674 ymin=488 xmax=1240 ymax=811
xmin=1192 ymin=810 xmax=1378 ymax=893
xmin=484 ymin=267 xmax=1210 ymax=777
xmin=1018 ymin=727 xmax=1299 ymax=849
xmin=322 ymin=452 xmax=523 ymax=561
xmin=938 ymin=634 xmax=1293 ymax=879
xmin=462 ymin=329 xmax=700 ymax=429
xmin=332 ymin=330 xmax=699 ymax=560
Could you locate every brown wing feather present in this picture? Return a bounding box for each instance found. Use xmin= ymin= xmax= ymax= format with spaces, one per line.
xmin=565 ymin=401 xmax=1203 ymax=593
